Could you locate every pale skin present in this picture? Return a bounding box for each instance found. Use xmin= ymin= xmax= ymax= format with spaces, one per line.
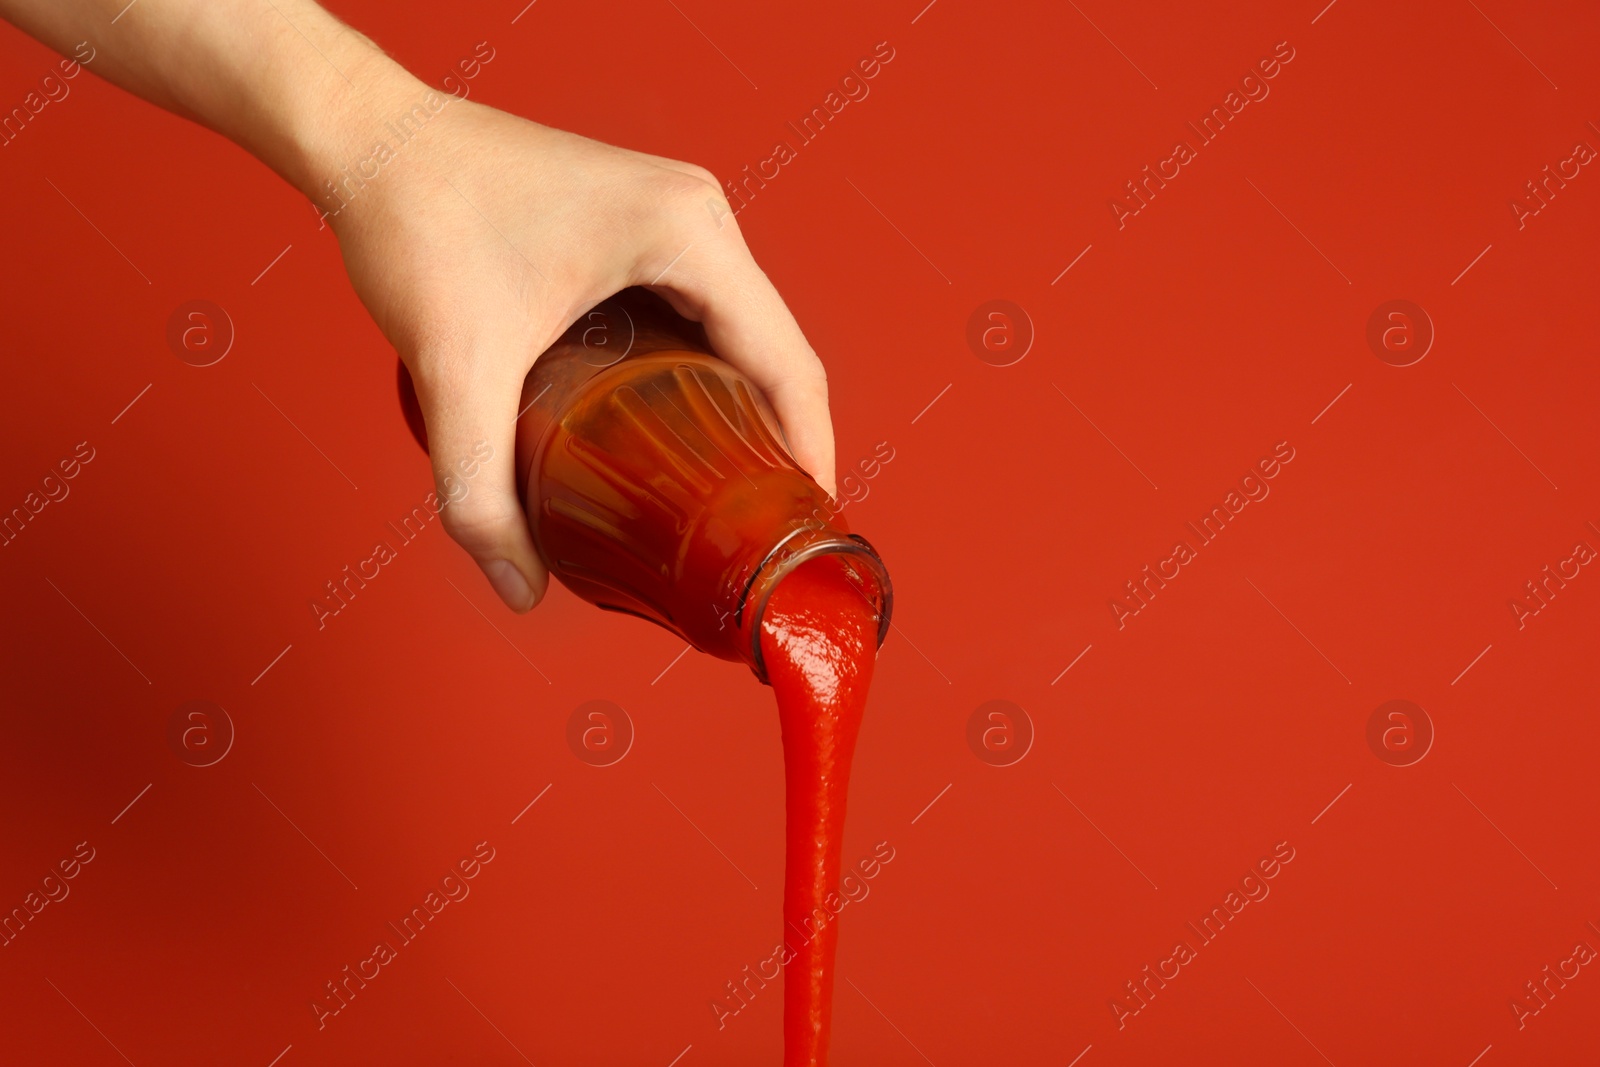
xmin=1 ymin=0 xmax=835 ymax=611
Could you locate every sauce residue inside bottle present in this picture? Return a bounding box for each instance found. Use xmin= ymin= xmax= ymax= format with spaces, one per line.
xmin=760 ymin=554 xmax=881 ymax=1067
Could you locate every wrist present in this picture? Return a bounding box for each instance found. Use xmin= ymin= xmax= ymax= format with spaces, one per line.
xmin=275 ymin=43 xmax=430 ymax=210
xmin=169 ymin=2 xmax=431 ymax=217
xmin=132 ymin=2 xmax=414 ymax=206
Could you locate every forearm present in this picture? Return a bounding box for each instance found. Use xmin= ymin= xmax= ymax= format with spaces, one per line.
xmin=0 ymin=0 xmax=421 ymax=202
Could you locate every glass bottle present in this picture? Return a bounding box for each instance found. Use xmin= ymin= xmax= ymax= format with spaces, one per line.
xmin=398 ymin=288 xmax=892 ymax=682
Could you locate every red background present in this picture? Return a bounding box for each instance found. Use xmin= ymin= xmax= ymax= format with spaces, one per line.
xmin=2 ymin=0 xmax=1597 ymax=1064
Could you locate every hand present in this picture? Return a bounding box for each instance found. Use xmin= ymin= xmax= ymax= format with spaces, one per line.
xmin=310 ymin=70 xmax=835 ymax=613
xmin=0 ymin=0 xmax=834 ymax=616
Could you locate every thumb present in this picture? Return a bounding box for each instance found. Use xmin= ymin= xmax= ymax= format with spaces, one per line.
xmin=412 ymin=352 xmax=548 ymax=612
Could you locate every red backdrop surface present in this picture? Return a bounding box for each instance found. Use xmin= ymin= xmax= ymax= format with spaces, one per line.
xmin=2 ymin=1 xmax=1597 ymax=1064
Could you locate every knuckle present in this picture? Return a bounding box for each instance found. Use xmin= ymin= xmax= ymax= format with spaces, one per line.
xmin=437 ymin=487 xmax=515 ymax=547
xmin=793 ymin=345 xmax=829 ymax=389
xmin=661 ymin=167 xmax=733 ymax=224
xmin=680 ymin=162 xmax=719 ymax=187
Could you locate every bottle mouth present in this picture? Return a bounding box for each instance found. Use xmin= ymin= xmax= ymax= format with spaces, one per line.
xmin=740 ymin=530 xmax=894 ymax=684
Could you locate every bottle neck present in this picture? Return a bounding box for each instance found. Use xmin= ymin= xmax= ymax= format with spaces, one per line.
xmin=735 ymin=525 xmax=893 ymax=684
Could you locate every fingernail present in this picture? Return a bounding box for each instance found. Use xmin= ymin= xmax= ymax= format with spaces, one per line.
xmin=482 ymin=559 xmax=536 ymax=612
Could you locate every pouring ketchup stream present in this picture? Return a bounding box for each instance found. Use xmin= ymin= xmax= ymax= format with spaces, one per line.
xmin=761 ymin=555 xmax=880 ymax=1066
xmin=400 ymin=288 xmax=890 ymax=1065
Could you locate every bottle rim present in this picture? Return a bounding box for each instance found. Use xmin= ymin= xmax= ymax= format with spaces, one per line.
xmin=739 ymin=530 xmax=894 ymax=684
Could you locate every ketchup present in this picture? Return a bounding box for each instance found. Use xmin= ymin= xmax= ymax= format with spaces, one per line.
xmin=398 ymin=289 xmax=891 ymax=1063
xmin=761 ymin=555 xmax=880 ymax=1067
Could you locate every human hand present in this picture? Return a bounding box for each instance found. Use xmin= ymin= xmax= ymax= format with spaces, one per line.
xmin=312 ymin=67 xmax=835 ymax=613
xmin=0 ymin=0 xmax=834 ymax=614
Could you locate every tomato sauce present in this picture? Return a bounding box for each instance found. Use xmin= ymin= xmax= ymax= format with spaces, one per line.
xmin=401 ymin=289 xmax=890 ymax=1064
xmin=761 ymin=555 xmax=880 ymax=1066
